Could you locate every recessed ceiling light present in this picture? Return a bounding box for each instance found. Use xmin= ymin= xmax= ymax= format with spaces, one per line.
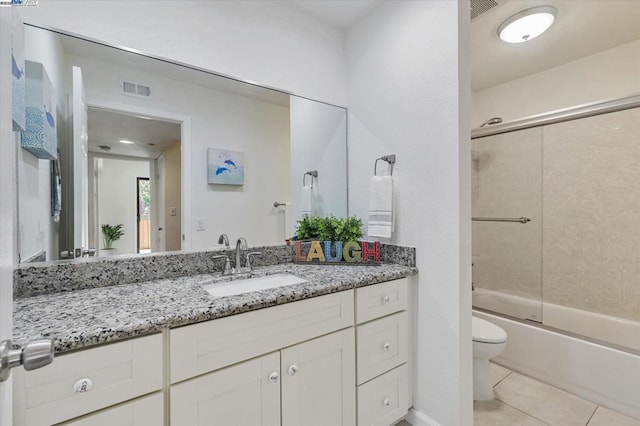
xmin=498 ymin=6 xmax=557 ymax=44
xmin=119 ymin=139 xmax=135 ymax=144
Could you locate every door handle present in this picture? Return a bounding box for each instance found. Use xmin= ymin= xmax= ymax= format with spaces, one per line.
xmin=0 ymin=338 xmax=54 ymax=382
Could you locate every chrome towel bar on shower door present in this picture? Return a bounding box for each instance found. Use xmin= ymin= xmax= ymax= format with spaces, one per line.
xmin=472 ymin=217 xmax=531 ymax=224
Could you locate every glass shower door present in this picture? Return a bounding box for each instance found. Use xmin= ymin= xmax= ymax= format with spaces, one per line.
xmin=471 ymin=126 xmax=543 ymax=322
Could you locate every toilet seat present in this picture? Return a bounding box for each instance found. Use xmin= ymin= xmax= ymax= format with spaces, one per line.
xmin=472 ymin=316 xmax=507 ymax=344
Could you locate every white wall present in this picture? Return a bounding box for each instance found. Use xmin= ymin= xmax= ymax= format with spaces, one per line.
xmin=18 ymin=25 xmax=66 ymax=261
xmin=290 ymin=96 xmax=347 ymax=232
xmin=97 ymin=157 xmax=149 ymax=255
xmin=472 ymin=39 xmax=640 ymax=125
xmin=65 ymin=52 xmax=291 ymax=249
xmin=17 ymin=0 xmax=347 ymax=107
xmin=346 ymin=2 xmax=471 ymax=425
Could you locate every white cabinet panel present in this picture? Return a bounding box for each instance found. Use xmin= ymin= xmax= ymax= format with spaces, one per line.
xmin=14 ymin=334 xmax=162 ymax=426
xmin=356 ymin=278 xmax=407 ymax=324
xmin=171 ymin=290 xmax=354 ymax=383
xmin=171 ymin=352 xmax=280 ymax=426
xmin=357 ymin=312 xmax=408 ymax=385
xmin=357 ymin=364 xmax=409 ymax=426
xmin=60 ymin=393 xmax=163 ymax=426
xmin=281 ymin=328 xmax=356 ymax=426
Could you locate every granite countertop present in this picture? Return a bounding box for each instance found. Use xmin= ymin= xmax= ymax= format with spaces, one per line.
xmin=14 ymin=262 xmax=417 ymax=354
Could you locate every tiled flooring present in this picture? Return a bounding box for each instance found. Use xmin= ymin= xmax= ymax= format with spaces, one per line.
xmin=473 ymin=363 xmax=640 ymax=426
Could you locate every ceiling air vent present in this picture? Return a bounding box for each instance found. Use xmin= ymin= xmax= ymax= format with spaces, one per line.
xmin=471 ymin=0 xmax=506 ymax=20
xmin=120 ymin=79 xmax=152 ymax=98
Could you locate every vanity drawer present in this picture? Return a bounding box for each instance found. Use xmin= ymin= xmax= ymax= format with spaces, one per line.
xmin=356 ymin=278 xmax=407 ymax=324
xmin=59 ymin=392 xmax=163 ymax=425
xmin=170 ymin=290 xmax=354 ymax=383
xmin=357 ymin=364 xmax=409 ymax=426
xmin=356 ymin=311 xmax=408 ymax=385
xmin=13 ymin=334 xmax=163 ymax=426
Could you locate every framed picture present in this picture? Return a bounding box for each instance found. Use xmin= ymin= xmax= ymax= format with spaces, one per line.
xmin=207 ymin=148 xmax=244 ymax=185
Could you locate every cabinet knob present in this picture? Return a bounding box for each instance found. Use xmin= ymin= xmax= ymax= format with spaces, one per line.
xmin=73 ymin=378 xmax=93 ymax=393
xmin=383 ymin=398 xmax=391 ymax=406
xmin=288 ymin=364 xmax=298 ymax=376
xmin=382 ymin=296 xmax=391 ymax=304
xmin=383 ymin=342 xmax=391 ymax=351
xmin=269 ymin=372 xmax=279 ymax=383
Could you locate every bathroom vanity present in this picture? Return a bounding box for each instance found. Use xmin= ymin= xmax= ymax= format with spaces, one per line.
xmin=11 ymin=245 xmax=417 ymax=425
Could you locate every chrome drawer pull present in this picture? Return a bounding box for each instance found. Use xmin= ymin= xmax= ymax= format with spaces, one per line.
xmin=383 ymin=398 xmax=391 ymax=406
xmin=383 ymin=342 xmax=391 ymax=351
xmin=382 ymin=296 xmax=391 ymax=304
xmin=269 ymin=372 xmax=279 ymax=383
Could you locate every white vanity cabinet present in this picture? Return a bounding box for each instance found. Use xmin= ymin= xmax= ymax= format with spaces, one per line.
xmin=171 ymin=328 xmax=355 ymax=426
xmin=13 ymin=275 xmax=413 ymax=426
xmin=355 ymin=278 xmax=410 ymax=426
xmin=170 ymin=291 xmax=356 ymax=426
xmin=13 ymin=333 xmax=163 ymax=426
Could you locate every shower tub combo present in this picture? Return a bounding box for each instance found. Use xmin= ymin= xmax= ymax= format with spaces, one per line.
xmin=471 ymin=94 xmax=640 ymax=421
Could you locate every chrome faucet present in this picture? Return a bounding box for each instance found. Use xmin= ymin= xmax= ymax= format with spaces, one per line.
xmin=235 ymin=237 xmax=247 ymax=271
xmin=218 ymin=233 xmax=230 ymax=249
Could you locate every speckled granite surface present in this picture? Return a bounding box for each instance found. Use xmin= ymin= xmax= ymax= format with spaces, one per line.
xmin=14 ymin=262 xmax=417 ymax=354
xmin=14 ymin=245 xmax=295 ymax=298
xmin=14 ymin=243 xmax=416 ymax=298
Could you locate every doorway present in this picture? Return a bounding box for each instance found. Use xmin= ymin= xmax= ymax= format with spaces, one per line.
xmin=137 ymin=177 xmax=151 ymax=254
xmin=87 ymin=106 xmax=183 ymax=256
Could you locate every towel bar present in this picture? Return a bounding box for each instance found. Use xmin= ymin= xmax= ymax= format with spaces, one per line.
xmin=303 ymin=170 xmax=318 ymax=187
xmin=374 ymin=154 xmax=396 ymax=176
xmin=472 ymin=217 xmax=531 ymax=224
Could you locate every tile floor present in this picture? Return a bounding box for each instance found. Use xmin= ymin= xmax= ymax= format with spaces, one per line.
xmin=396 ymin=363 xmax=639 ymax=425
xmin=473 ymin=362 xmax=640 ymax=426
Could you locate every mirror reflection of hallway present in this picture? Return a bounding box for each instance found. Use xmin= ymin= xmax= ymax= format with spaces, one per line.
xmin=87 ymin=107 xmax=181 ymax=257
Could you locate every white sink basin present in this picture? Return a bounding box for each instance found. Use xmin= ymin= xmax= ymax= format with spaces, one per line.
xmin=202 ymin=273 xmax=307 ymax=298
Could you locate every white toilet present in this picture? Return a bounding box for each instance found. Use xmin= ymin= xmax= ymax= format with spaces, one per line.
xmin=472 ymin=316 xmax=507 ymax=401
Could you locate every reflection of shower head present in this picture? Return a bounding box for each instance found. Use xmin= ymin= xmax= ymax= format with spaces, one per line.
xmin=479 ymin=117 xmax=502 ymax=127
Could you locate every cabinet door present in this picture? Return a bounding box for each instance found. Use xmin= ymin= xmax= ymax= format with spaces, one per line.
xmin=171 ymin=352 xmax=280 ymax=425
xmin=281 ymin=328 xmax=356 ymax=426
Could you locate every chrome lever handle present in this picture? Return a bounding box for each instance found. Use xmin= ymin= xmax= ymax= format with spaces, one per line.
xmin=212 ymin=255 xmax=232 ymax=275
xmin=0 ymin=338 xmax=54 ymax=382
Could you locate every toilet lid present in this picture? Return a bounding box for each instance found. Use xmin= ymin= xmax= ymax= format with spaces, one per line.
xmin=472 ymin=317 xmax=507 ymax=343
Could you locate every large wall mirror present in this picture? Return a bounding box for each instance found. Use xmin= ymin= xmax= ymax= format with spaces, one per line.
xmin=17 ymin=24 xmax=347 ymax=263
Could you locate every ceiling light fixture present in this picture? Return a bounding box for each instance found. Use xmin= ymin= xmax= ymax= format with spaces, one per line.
xmin=498 ymin=6 xmax=557 ymax=44
xmin=119 ymin=139 xmax=135 ymax=144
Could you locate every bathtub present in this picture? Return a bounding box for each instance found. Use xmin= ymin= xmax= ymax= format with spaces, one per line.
xmin=473 ymin=308 xmax=640 ymax=420
xmin=473 ymin=287 xmax=640 ymax=352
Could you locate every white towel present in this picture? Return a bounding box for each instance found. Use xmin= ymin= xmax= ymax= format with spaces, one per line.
xmin=300 ymin=185 xmax=314 ymax=218
xmin=368 ymin=175 xmax=393 ymax=238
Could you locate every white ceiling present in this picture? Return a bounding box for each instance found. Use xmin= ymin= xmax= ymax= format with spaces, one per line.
xmin=282 ymin=0 xmax=640 ymax=92
xmin=87 ymin=108 xmax=181 ymax=159
xmin=285 ymin=0 xmax=384 ymax=29
xmin=471 ymin=0 xmax=640 ymax=90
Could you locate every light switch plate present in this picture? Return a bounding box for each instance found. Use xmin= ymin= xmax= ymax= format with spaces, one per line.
xmin=169 ymin=206 xmax=177 ymax=216
xmin=195 ymin=217 xmax=205 ymax=231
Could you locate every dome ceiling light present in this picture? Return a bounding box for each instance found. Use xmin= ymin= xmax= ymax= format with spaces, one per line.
xmin=498 ymin=6 xmax=557 ymax=44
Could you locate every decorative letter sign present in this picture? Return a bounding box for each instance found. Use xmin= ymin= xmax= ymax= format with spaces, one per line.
xmin=294 ymin=241 xmax=380 ymax=265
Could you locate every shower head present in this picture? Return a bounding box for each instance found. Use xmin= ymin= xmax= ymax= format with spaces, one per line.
xmin=479 ymin=117 xmax=503 ymax=127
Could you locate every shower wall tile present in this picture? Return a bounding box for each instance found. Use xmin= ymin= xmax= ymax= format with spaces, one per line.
xmin=472 ymin=128 xmax=543 ymax=319
xmin=543 ymin=108 xmax=640 ymax=322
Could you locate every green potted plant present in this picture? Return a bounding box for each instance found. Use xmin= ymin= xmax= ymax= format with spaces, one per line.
xmin=101 ymin=223 xmax=124 ymax=251
xmin=295 ymin=215 xmax=363 ymax=242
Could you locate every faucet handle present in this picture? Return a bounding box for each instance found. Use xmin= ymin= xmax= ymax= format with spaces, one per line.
xmin=212 ymin=255 xmax=232 ymax=275
xmin=245 ymin=252 xmax=261 ymax=270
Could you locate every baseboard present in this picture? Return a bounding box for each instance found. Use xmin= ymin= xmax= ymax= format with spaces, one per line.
xmin=406 ymin=408 xmax=442 ymax=426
